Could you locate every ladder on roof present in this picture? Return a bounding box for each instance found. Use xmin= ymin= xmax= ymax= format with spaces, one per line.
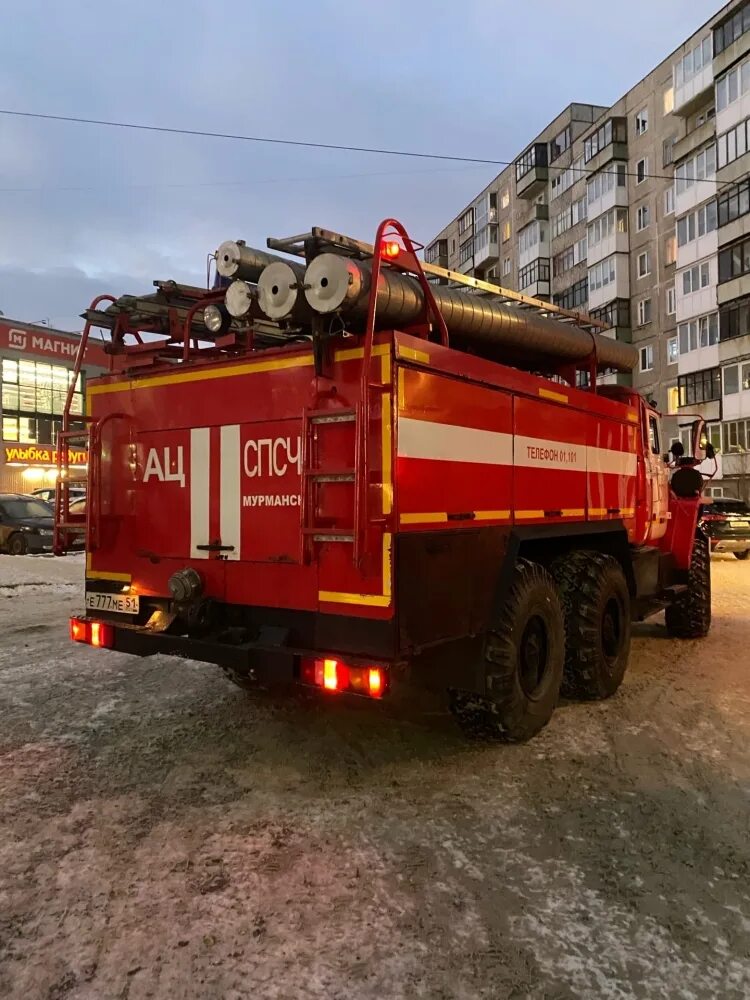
xmin=266 ymin=226 xmax=609 ymax=336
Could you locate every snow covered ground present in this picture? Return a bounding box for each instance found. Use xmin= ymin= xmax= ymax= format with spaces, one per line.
xmin=0 ymin=553 xmax=749 ymax=999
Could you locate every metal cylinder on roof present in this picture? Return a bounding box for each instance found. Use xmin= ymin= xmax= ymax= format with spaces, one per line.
xmin=215 ymin=241 xmax=293 ymax=282
xmin=302 ymin=254 xmax=637 ymax=373
xmin=256 ymin=260 xmax=308 ymax=320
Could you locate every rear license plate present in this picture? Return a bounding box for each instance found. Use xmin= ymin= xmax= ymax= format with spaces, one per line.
xmin=730 ymin=520 xmax=748 ymax=528
xmin=85 ymin=592 xmax=139 ymax=614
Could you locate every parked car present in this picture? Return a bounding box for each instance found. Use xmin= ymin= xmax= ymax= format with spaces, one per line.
xmin=699 ymin=497 xmax=750 ymax=560
xmin=0 ymin=494 xmax=55 ymax=555
xmin=31 ymin=486 xmax=86 ymax=505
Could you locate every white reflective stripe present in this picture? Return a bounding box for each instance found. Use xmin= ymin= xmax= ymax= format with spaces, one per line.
xmin=398 ymin=416 xmax=513 ymax=465
xmin=190 ymin=427 xmax=210 ymax=559
xmin=220 ymin=424 xmax=241 ymax=561
xmin=586 ymin=445 xmax=637 ymax=477
xmin=398 ymin=418 xmax=637 ymax=476
xmin=514 ymin=435 xmax=585 ymax=471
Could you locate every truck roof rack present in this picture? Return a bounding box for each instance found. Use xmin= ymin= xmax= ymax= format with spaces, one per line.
xmin=267 ymin=226 xmax=609 ymax=336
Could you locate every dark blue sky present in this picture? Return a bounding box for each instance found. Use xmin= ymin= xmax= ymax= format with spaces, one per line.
xmin=0 ymin=0 xmax=718 ymax=328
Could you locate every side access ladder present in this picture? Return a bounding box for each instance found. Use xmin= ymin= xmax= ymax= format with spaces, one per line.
xmin=53 ymin=295 xmax=115 ymax=556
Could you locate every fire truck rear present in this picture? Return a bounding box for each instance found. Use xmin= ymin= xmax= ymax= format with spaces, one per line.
xmin=58 ymin=220 xmax=714 ymax=741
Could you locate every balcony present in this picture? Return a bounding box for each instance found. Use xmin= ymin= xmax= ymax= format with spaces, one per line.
xmin=713 ymin=8 xmax=750 ymax=78
xmin=515 ymin=143 xmax=548 ymax=199
xmin=424 ymin=238 xmax=448 ymax=269
xmin=518 ymin=257 xmax=550 ymax=299
xmin=533 ymin=203 xmax=549 ymax=222
xmin=677 ymin=230 xmax=718 ymax=271
xmin=674 ymin=65 xmax=714 ymax=117
xmin=588 ymin=255 xmax=629 ymax=311
xmin=587 ymin=229 xmax=629 ymax=268
xmin=473 ymin=224 xmax=499 ymax=268
xmin=672 ymin=119 xmax=716 ymax=164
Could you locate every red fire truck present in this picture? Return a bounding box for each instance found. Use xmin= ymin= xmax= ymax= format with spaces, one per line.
xmin=58 ymin=221 xmax=713 ymax=741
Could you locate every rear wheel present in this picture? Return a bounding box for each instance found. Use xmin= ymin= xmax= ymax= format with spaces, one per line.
xmin=7 ymin=533 xmax=28 ymax=556
xmin=665 ymin=533 xmax=711 ymax=638
xmin=551 ymin=551 xmax=631 ymax=700
xmin=450 ymin=559 xmax=565 ymax=743
xmin=734 ymin=550 xmax=749 ymax=561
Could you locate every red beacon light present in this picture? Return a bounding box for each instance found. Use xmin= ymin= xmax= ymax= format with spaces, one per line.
xmin=380 ymin=239 xmax=401 ymax=260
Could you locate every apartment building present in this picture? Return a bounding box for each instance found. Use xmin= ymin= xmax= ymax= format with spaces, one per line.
xmin=426 ymin=0 xmax=750 ymax=500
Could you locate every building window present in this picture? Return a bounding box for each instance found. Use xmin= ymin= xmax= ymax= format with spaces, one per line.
xmin=640 ymin=344 xmax=654 ymax=371
xmin=681 ymin=260 xmax=710 ymax=294
xmin=665 ymin=235 xmax=677 ymax=266
xmin=664 ymin=186 xmax=675 ymax=215
xmin=637 ymin=251 xmax=651 ymax=277
xmin=678 ymin=368 xmax=721 ymax=406
xmin=502 ymin=221 xmax=511 ymax=242
xmin=719 ymin=294 xmax=750 ymax=341
xmin=676 ymin=201 xmax=717 ymax=247
xmin=549 ymin=125 xmax=571 ymax=162
xmin=574 ymin=237 xmax=587 ymax=265
xmin=637 ymin=299 xmax=652 ymax=327
xmin=675 ymin=36 xmax=713 ymax=84
xmin=662 ymin=137 xmax=675 ymax=168
xmin=586 ymin=163 xmax=626 ymax=203
xmin=501 ymin=188 xmax=510 ymax=210
xmin=724 ymin=365 xmax=740 ymax=395
xmin=458 ymin=238 xmax=474 ymax=265
xmin=551 ymin=157 xmax=583 ymax=199
xmin=502 ymin=256 xmax=511 ymax=276
xmin=722 ymin=418 xmax=750 ymax=453
xmin=518 ymin=221 xmax=544 ymax=256
xmin=518 ymin=259 xmax=550 ymax=290
xmin=714 ymin=5 xmax=750 ymax=57
xmin=458 ymin=209 xmax=473 ymax=236
xmin=425 ymin=239 xmax=447 ymax=264
xmin=636 ymin=203 xmax=650 ymax=231
xmin=635 ymin=108 xmax=649 ymax=135
xmin=678 ymin=313 xmax=718 ymax=354
xmin=664 ymin=88 xmax=675 ymax=116
xmin=590 ymin=299 xmax=630 ymax=328
xmin=667 ymin=386 xmax=680 ymax=413
xmin=717 ymin=175 xmax=750 ymax=226
xmin=675 ymin=145 xmax=716 ymax=194
xmin=588 ymin=256 xmax=618 ymax=292
xmin=636 ymin=158 xmax=647 ymax=184
xmin=583 ymin=118 xmax=627 ymax=163
xmin=667 ymin=336 xmax=678 ymax=364
xmin=572 ymin=195 xmax=587 ymax=225
xmin=667 ymin=285 xmax=676 ymax=316
xmin=1 ymin=359 xmax=82 ymax=444
xmin=717 ymin=117 xmax=750 ymax=170
xmin=719 ymin=236 xmax=750 ymax=283
xmin=716 ymin=53 xmax=750 ymax=113
xmin=553 ymin=246 xmax=575 ymax=277
xmin=515 ymin=143 xmax=547 ymax=182
xmin=553 ymin=277 xmax=588 ymax=310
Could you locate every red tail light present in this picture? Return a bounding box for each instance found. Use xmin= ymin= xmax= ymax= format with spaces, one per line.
xmin=303 ymin=658 xmax=387 ymax=699
xmin=368 ymin=668 xmax=384 ymax=698
xmin=70 ymin=618 xmax=88 ymax=642
xmin=69 ymin=617 xmax=114 ymax=649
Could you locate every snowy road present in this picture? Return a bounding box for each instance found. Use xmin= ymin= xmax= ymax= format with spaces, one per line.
xmin=0 ymin=553 xmax=749 ymax=999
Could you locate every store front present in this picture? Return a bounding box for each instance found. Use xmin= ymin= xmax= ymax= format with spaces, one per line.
xmin=0 ymin=320 xmax=108 ymax=494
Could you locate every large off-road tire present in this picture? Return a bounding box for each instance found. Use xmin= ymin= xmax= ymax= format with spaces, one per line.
xmin=665 ymin=532 xmax=711 ymax=638
xmin=450 ymin=559 xmax=565 ymax=743
xmin=7 ymin=533 xmax=28 ymax=556
xmin=551 ymin=551 xmax=631 ymax=700
xmin=733 ymin=550 xmax=749 ymax=561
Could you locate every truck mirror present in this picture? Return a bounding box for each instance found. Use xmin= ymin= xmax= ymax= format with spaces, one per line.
xmin=705 ymin=443 xmax=715 ymax=460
